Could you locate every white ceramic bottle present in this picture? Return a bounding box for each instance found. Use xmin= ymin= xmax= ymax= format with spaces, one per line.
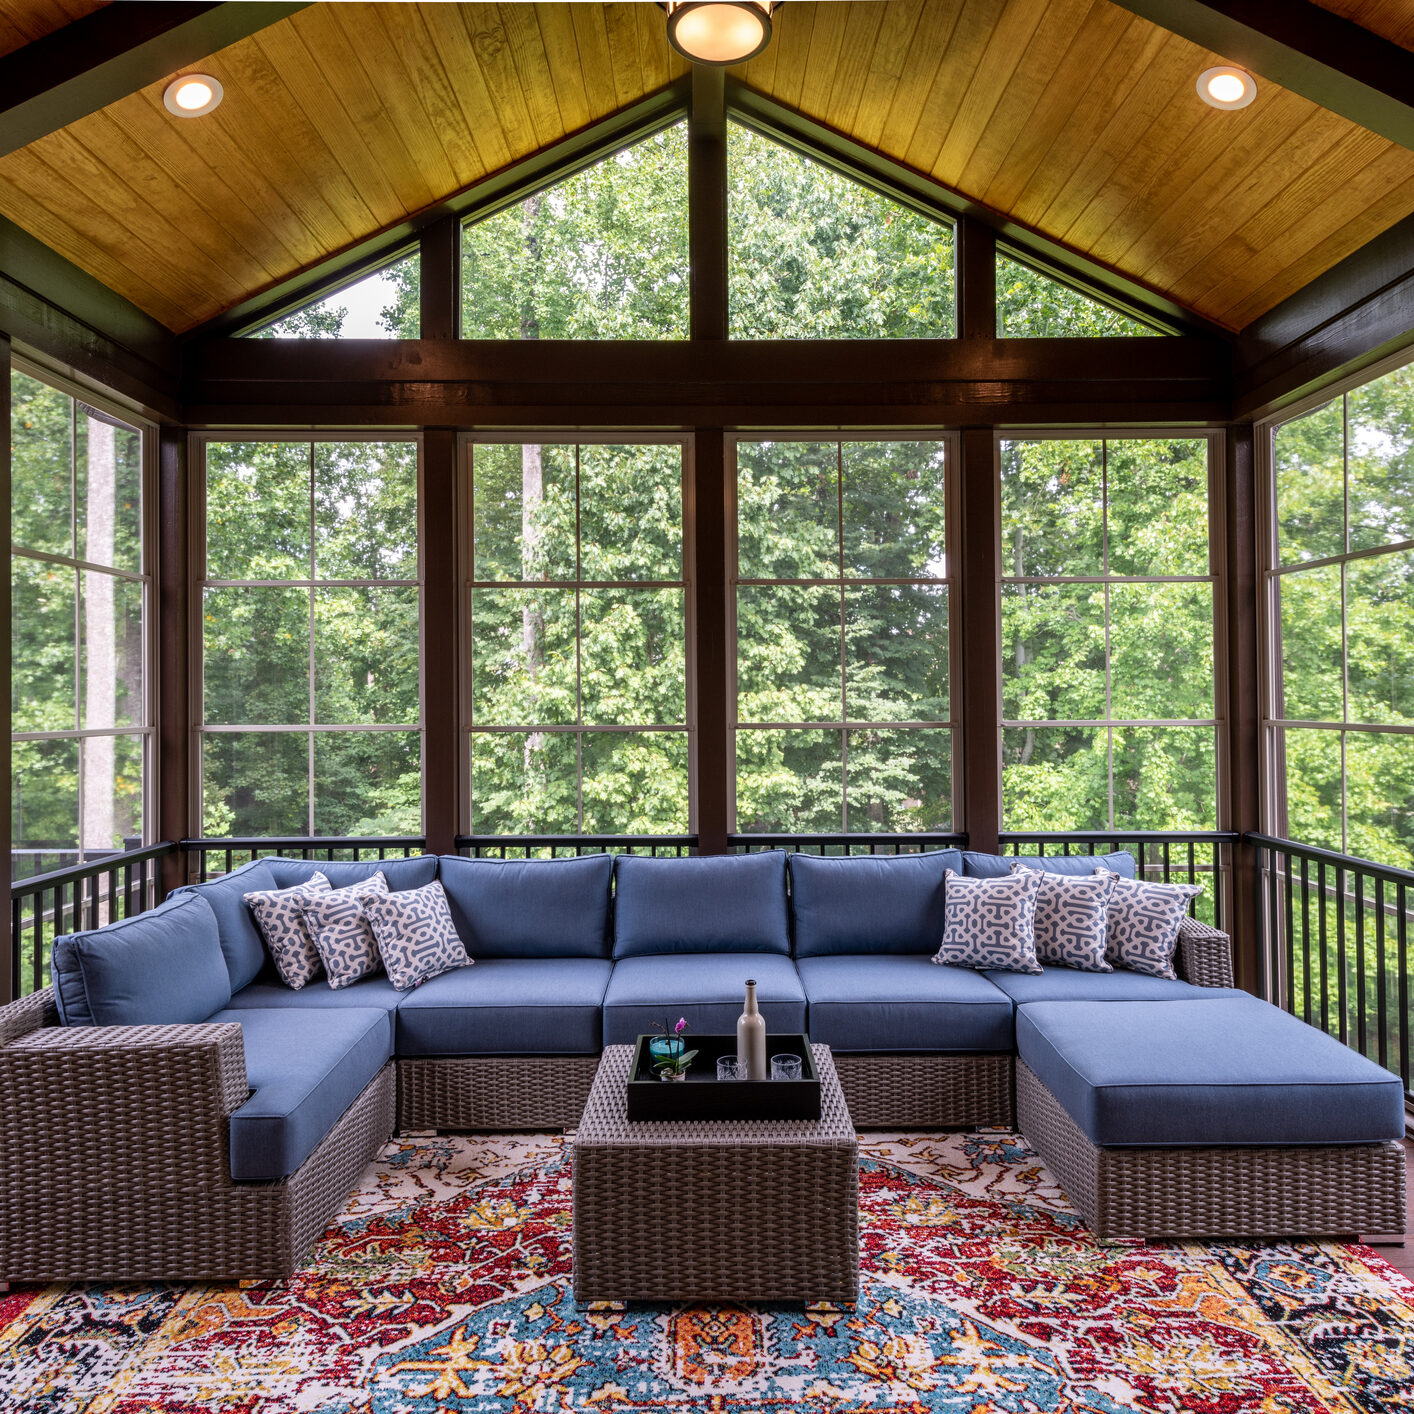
xmin=737 ymin=978 xmax=768 ymax=1081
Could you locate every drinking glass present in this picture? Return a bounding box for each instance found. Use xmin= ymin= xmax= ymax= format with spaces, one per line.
xmin=770 ymin=1054 xmax=802 ymax=1081
xmin=716 ymin=1056 xmax=745 ymax=1081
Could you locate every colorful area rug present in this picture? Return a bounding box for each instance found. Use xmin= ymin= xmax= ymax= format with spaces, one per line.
xmin=2 ymin=1131 xmax=1411 ymax=1412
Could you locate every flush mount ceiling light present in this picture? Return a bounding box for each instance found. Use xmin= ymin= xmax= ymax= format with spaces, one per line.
xmin=1197 ymin=65 xmax=1257 ymax=110
xmin=664 ymin=1 xmax=776 ymax=66
xmin=163 ymin=74 xmax=223 ymax=117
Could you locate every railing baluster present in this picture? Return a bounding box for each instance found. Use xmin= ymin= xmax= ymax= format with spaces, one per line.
xmin=11 ymin=893 xmax=22 ymax=1001
xmin=1375 ymin=877 xmax=1389 ymax=1073
xmin=1334 ymin=862 xmax=1347 ymax=1046
xmin=1354 ymin=871 xmax=1367 ymax=1060
xmin=1317 ymin=861 xmax=1330 ymax=1037
xmin=1283 ymin=850 xmax=1295 ymax=1018
xmin=1399 ymin=882 xmax=1410 ymax=1099
xmin=1300 ymin=857 xmax=1312 ymax=1025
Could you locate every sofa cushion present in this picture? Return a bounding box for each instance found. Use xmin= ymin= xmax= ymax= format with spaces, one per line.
xmin=1010 ymin=864 xmax=1115 ymax=972
xmin=225 ymin=975 xmax=405 ymax=1016
xmin=788 ymin=850 xmax=962 ymax=957
xmin=438 ymin=854 xmax=613 ymax=958
xmin=612 ymin=852 xmax=789 ymax=959
xmin=207 ymin=1005 xmax=392 ymax=1181
xmin=362 ymin=882 xmax=469 ymax=990
xmin=52 ymin=891 xmax=231 ymax=1027
xmin=983 ymin=967 xmax=1218 ymax=1005
xmin=962 ymin=850 xmax=1137 ymax=880
xmin=244 ymin=873 xmax=331 ymax=989
xmin=395 ymin=958 xmax=612 ymax=1056
xmin=172 ymin=859 xmax=281 ymax=993
xmin=1017 ymin=996 xmax=1408 ymax=1147
xmin=933 ymin=868 xmax=1043 ymax=973
xmin=603 ymin=953 xmax=806 ymax=1045
xmin=797 ymin=955 xmax=1013 ymax=1052
xmin=264 ymin=855 xmax=438 ymax=892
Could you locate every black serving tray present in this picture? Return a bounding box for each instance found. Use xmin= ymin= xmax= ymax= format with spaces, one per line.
xmin=626 ymin=1033 xmax=821 ymax=1122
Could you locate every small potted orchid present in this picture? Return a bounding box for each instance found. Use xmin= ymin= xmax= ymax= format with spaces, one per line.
xmin=648 ymin=1017 xmax=697 ymax=1081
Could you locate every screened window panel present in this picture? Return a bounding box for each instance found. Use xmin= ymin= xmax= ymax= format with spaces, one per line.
xmin=735 ymin=729 xmax=845 ymax=833
xmin=312 ymin=587 xmax=421 ymax=726
xmin=1275 ymin=397 xmax=1344 ymax=565
xmin=996 ymin=252 xmax=1158 ymax=337
xmin=999 ymin=439 xmax=1104 ymax=577
xmin=10 ymin=372 xmax=73 ymax=558
xmin=472 ymin=443 xmax=577 ymax=583
xmin=205 ymin=441 xmax=312 ymax=582
xmin=1001 ymin=726 xmax=1109 ymax=832
xmin=580 ymin=731 xmax=691 ymax=834
xmin=247 ymin=251 xmax=419 ymax=339
xmin=1001 ymin=582 xmax=1105 ymax=723
xmin=578 ymin=444 xmax=683 ymax=582
xmin=312 ymin=731 xmax=422 ymax=835
xmin=1348 ymin=363 xmax=1414 ymax=552
xmin=470 ymin=731 xmax=579 ymax=835
xmin=314 ymin=441 xmax=419 ymax=581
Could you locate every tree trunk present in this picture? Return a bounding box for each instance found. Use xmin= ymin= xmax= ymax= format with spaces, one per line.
xmin=81 ymin=416 xmax=116 ymax=876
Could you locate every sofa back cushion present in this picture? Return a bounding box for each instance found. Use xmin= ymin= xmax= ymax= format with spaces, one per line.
xmin=613 ymin=852 xmax=789 ymax=959
xmin=52 ymin=891 xmax=231 ymax=1027
xmin=265 ymin=855 xmax=437 ymax=893
xmin=789 ymin=849 xmax=962 ymax=957
xmin=439 ymin=854 xmax=613 ymax=958
xmin=961 ymin=849 xmax=1137 ymax=880
xmin=172 ymin=858 xmax=281 ymax=992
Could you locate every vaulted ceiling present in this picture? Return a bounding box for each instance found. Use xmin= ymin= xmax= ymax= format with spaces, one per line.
xmin=0 ymin=0 xmax=1411 ymax=335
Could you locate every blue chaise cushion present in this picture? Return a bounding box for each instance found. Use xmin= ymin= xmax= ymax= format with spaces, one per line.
xmin=171 ymin=859 xmax=281 ymax=993
xmin=603 ymin=953 xmax=805 ymax=1045
xmin=396 ymin=958 xmax=612 ymax=1055
xmin=1017 ymin=995 xmax=1408 ymax=1147
xmin=797 ymin=955 xmax=1013 ymax=1052
xmin=51 ymin=891 xmax=231 ymax=1028
xmin=983 ymin=967 xmax=1216 ymax=1005
xmin=207 ymin=1006 xmax=392 ymax=1181
xmin=438 ymin=854 xmax=613 ymax=958
xmin=613 ymin=852 xmax=789 ymax=959
xmin=789 ymin=850 xmax=963 ymax=957
xmin=962 ymin=850 xmax=1137 ymax=880
xmin=264 ymin=855 xmax=438 ymax=892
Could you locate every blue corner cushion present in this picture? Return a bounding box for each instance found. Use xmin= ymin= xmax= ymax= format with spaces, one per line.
xmin=210 ymin=1006 xmax=392 ymax=1181
xmin=171 ymin=859 xmax=281 ymax=993
xmin=962 ymin=850 xmax=1137 ymax=880
xmin=396 ymin=958 xmax=612 ymax=1056
xmin=602 ymin=952 xmax=805 ymax=1046
xmin=438 ymin=854 xmax=613 ymax=959
xmin=983 ymin=967 xmax=1215 ymax=1005
xmin=613 ymin=852 xmax=789 ymax=959
xmin=225 ymin=975 xmax=406 ymax=1017
xmin=789 ymin=850 xmax=962 ymax=957
xmin=1017 ymin=995 xmax=1407 ymax=1147
xmin=52 ymin=891 xmax=231 ymax=1028
xmin=264 ymin=855 xmax=438 ymax=893
xmin=798 ymin=955 xmax=1013 ymax=1052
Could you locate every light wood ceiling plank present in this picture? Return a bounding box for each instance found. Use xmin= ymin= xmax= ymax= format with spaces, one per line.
xmin=820 ymin=2 xmax=888 ymax=139
xmin=568 ymin=4 xmax=621 ymax=119
xmin=848 ymin=0 xmax=927 ymax=151
xmin=761 ymin=0 xmax=817 ymax=110
xmin=456 ymin=3 xmax=540 ymax=164
xmin=633 ymin=0 xmax=680 ymax=95
xmin=906 ymin=0 xmax=1003 ymax=176
xmin=797 ymin=1 xmax=851 ymax=124
xmin=872 ymin=2 xmax=959 ymax=162
xmin=0 ymin=0 xmax=107 ymax=60
xmin=532 ymin=4 xmax=592 ymax=137
xmin=603 ymin=2 xmax=649 ymax=107
xmin=422 ymin=4 xmax=510 ymax=176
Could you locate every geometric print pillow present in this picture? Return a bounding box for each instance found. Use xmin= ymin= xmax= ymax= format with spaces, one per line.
xmin=243 ymin=871 xmax=332 ymax=989
xmin=932 ymin=868 xmax=1043 ymax=974
xmin=361 ymin=882 xmax=470 ymax=991
xmin=1099 ymin=872 xmax=1201 ymax=980
xmin=299 ymin=871 xmax=391 ymax=989
xmin=1009 ymin=864 xmax=1115 ymax=972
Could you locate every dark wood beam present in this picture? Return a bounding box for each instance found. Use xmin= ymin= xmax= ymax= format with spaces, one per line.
xmin=958 ymin=426 xmax=1001 ymax=853
xmin=689 ymin=67 xmax=728 ymax=341
xmin=0 ymin=2 xmax=307 ymax=158
xmin=420 ymin=429 xmax=461 ymax=853
xmin=1109 ymin=0 xmax=1414 ymax=151
xmin=691 ymin=428 xmax=730 ymax=853
xmin=419 ymin=218 xmax=460 ymax=342
xmin=1235 ymin=211 xmax=1414 ymax=418
xmin=156 ymin=425 xmax=191 ymax=896
xmin=957 ymin=219 xmax=998 ymax=340
xmin=183 ymin=336 xmax=1232 ymax=428
xmin=1 ymin=332 xmax=11 ymax=996
xmin=0 ymin=217 xmax=180 ymax=421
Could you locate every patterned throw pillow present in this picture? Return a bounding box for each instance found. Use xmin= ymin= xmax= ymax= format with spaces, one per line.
xmin=1009 ymin=864 xmax=1115 ymax=972
xmin=932 ymin=868 xmax=1043 ymax=974
xmin=244 ymin=872 xmax=331 ymax=989
xmin=361 ymin=882 xmax=470 ymax=991
xmin=299 ymin=872 xmax=390 ymax=989
xmin=1099 ymin=871 xmax=1201 ymax=979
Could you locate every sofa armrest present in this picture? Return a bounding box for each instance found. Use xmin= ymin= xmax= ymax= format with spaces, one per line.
xmin=0 ymin=987 xmax=59 ymax=1046
xmin=0 ymin=1020 xmax=249 ymax=1190
xmin=1174 ymin=915 xmax=1235 ymax=988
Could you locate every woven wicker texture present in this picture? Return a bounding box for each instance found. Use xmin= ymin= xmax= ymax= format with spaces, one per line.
xmin=833 ymin=1053 xmax=1013 ymax=1128
xmin=1174 ymin=916 xmax=1235 ymax=988
xmin=1016 ymin=1060 xmax=1406 ymax=1241
xmin=0 ymin=987 xmax=58 ymax=1046
xmin=398 ymin=1055 xmax=600 ymax=1130
xmin=573 ymin=1045 xmax=859 ymax=1302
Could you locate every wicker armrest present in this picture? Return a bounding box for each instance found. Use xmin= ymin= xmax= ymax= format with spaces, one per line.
xmin=1174 ymin=915 xmax=1235 ymax=988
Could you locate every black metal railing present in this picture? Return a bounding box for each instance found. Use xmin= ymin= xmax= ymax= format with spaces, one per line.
xmin=729 ymin=832 xmax=967 ymax=855
xmin=180 ymin=836 xmax=428 ymax=882
xmin=8 ymin=842 xmax=176 ymax=999
xmin=1250 ymin=833 xmax=1412 ymax=1105
xmin=999 ymin=830 xmax=1237 ymax=931
xmin=456 ymin=834 xmax=698 ymax=858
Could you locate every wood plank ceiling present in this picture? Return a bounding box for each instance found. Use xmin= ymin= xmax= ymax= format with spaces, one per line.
xmin=0 ymin=0 xmax=106 ymax=61
xmin=0 ymin=0 xmax=1410 ymax=334
xmin=1312 ymin=0 xmax=1414 ymax=52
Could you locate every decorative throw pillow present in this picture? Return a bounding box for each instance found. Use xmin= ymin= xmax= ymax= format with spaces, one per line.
xmin=1099 ymin=871 xmax=1201 ymax=979
xmin=299 ymin=871 xmax=390 ymax=989
xmin=361 ymin=882 xmax=470 ymax=991
xmin=1009 ymin=863 xmax=1115 ymax=972
xmin=244 ymin=872 xmax=331 ymax=989
xmin=932 ymin=868 xmax=1043 ymax=974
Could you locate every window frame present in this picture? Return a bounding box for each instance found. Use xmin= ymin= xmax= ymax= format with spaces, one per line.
xmin=9 ymin=357 xmax=157 ymax=869
xmin=727 ymin=429 xmax=961 ymax=833
xmin=190 ymin=429 xmax=426 ymax=838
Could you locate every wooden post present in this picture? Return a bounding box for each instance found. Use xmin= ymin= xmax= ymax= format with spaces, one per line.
xmin=1 ymin=332 xmax=12 ymax=999
xmin=419 ymin=216 xmax=460 ymax=342
xmin=692 ymin=428 xmax=731 ymax=855
xmin=688 ymin=66 xmax=727 ymax=342
xmin=956 ymin=218 xmax=997 ymax=340
xmin=958 ymin=426 xmax=1001 ymax=853
xmin=156 ymin=425 xmax=190 ymax=897
xmin=421 ymin=428 xmax=460 ymax=854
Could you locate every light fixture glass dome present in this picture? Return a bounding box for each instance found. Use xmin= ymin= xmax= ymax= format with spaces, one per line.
xmin=666 ymin=2 xmax=775 ymax=66
xmin=163 ymin=74 xmax=224 ymax=117
xmin=1196 ymin=65 xmax=1256 ymax=110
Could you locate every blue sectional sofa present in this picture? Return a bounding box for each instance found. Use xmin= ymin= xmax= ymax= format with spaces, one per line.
xmin=0 ymin=846 xmax=1404 ymax=1280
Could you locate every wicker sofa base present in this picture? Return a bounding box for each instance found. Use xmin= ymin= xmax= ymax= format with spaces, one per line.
xmin=832 ymin=1052 xmax=1013 ymax=1128
xmin=1016 ymin=1060 xmax=1408 ymax=1241
xmin=398 ymin=1054 xmax=602 ymax=1131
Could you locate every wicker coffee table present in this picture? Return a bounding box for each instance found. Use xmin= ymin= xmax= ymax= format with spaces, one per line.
xmin=572 ymin=1043 xmax=859 ymax=1305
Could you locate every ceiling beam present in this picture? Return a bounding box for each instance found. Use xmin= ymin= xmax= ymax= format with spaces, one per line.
xmin=1109 ymin=0 xmax=1414 ymax=151
xmin=0 ymin=2 xmax=308 ymax=159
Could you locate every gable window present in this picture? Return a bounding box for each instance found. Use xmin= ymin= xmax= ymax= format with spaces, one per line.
xmin=246 ymin=250 xmax=419 ymax=338
xmin=997 ymin=252 xmax=1160 ymax=337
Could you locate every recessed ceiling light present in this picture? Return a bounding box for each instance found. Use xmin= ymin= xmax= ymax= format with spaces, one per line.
xmin=163 ymin=74 xmax=223 ymax=117
xmin=1197 ymin=66 xmax=1256 ymax=110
